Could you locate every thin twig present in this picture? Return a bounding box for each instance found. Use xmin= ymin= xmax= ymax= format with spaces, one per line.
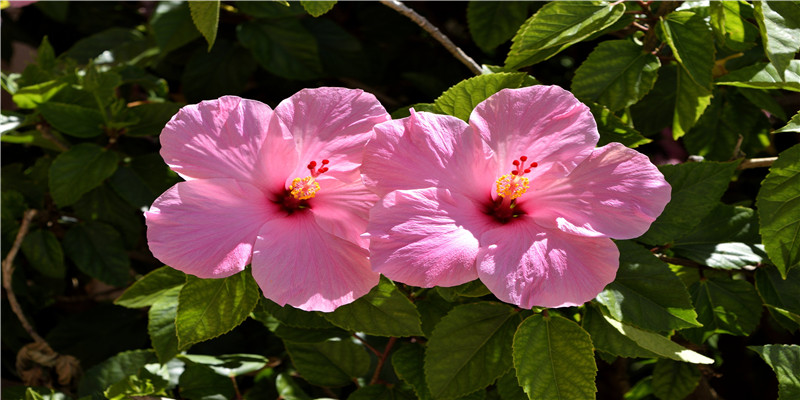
xmin=738 ymin=157 xmax=777 ymax=170
xmin=369 ymin=337 xmax=398 ymax=385
xmin=380 ymin=0 xmax=482 ymax=75
xmin=36 ymin=123 xmax=70 ymax=152
xmin=2 ymin=210 xmax=45 ymax=344
xmin=352 ymin=334 xmax=381 ymax=357
xmin=731 ymin=135 xmax=744 ymax=160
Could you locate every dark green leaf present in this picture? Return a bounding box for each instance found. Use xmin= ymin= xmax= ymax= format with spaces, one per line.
xmin=147 ymin=286 xmax=181 ymax=363
xmin=433 ymin=73 xmax=526 ymax=121
xmin=415 ymin=290 xmax=454 ymax=338
xmin=285 ymin=338 xmax=370 ymax=387
xmin=588 ymin=103 xmax=651 ymax=148
xmin=150 ymin=2 xmax=202 ymax=54
xmin=300 ymin=1 xmax=336 ymax=17
xmin=189 ymin=1 xmax=220 ymax=51
xmin=108 ymin=166 xmax=160 ymax=210
xmin=513 ymin=314 xmax=596 ymax=400
xmin=63 ymin=222 xmax=130 ymax=286
xmin=757 ymin=143 xmax=800 ymax=278
xmin=582 ymin=304 xmax=659 ymax=359
xmin=48 ymin=143 xmax=119 ymax=207
xmin=467 ymin=2 xmax=531 ymax=52
xmin=21 ymin=229 xmax=65 ymax=279
xmin=237 ymin=19 xmax=322 ymax=80
xmin=175 ymin=270 xmax=260 ymax=349
xmin=572 ymin=40 xmax=660 ymax=111
xmin=651 ymin=359 xmax=701 ymax=400
xmin=35 ymin=1 xmax=69 ymax=22
xmin=38 ymin=102 xmax=105 ymax=138
xmin=323 ymin=276 xmax=423 ymax=337
xmin=738 ymin=87 xmax=788 ymax=121
xmin=178 ymin=363 xmax=235 ymax=400
xmin=77 ymin=350 xmax=158 ymax=398
xmin=181 ymin=39 xmax=257 ymax=102
xmin=716 ymin=60 xmax=800 ymax=92
xmin=754 ymin=1 xmax=800 ymax=80
xmin=256 ymin=298 xmax=334 ymax=329
xmin=273 ymin=324 xmax=348 ymax=343
xmin=83 ymin=67 xmax=122 ymax=107
xmin=673 ymin=66 xmax=713 ymax=139
xmin=505 ymin=1 xmax=625 ymax=69
xmin=496 ymin=369 xmax=527 ymax=400
xmin=683 ymin=278 xmax=762 ymax=343
xmin=757 ymin=265 xmax=800 ymax=331
xmin=235 ymin=1 xmax=305 ymax=18
xmin=638 ymin=161 xmax=739 ymax=245
xmin=749 ymin=344 xmax=800 ymax=399
xmin=775 ymin=110 xmax=800 ymax=133
xmin=436 ymin=279 xmax=491 ymax=301
xmin=73 ymin=184 xmax=143 ymax=248
xmin=426 ymin=302 xmax=521 ymax=399
xmin=64 ymin=28 xmax=149 ymax=65
xmin=393 ymin=343 xmax=432 ymax=400
xmin=36 ymin=36 xmax=56 ymax=71
xmin=630 ymin=63 xmax=677 ymax=135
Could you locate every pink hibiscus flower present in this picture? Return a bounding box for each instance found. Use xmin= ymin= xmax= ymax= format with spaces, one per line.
xmin=362 ymin=85 xmax=671 ymax=309
xmin=145 ymin=88 xmax=390 ymax=311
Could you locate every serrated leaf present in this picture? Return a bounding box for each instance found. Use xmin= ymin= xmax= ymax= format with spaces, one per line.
xmin=660 ymin=11 xmax=714 ymax=90
xmin=756 ymin=267 xmax=800 ymax=331
xmin=21 ymin=229 xmax=65 ymax=278
xmin=189 ymin=1 xmax=219 ymax=51
xmin=582 ymin=304 xmax=659 ymax=359
xmin=38 ymin=102 xmax=105 ymax=138
xmin=588 ymin=103 xmax=651 ymax=148
xmin=757 ymin=143 xmax=800 ymax=278
xmin=148 ymin=286 xmax=181 ymax=363
xmin=77 ymin=350 xmax=158 ymax=398
xmin=467 ymin=2 xmax=531 ymax=52
xmin=175 ymin=270 xmax=260 ymax=349
xmin=150 ymin=2 xmax=202 ymax=54
xmin=505 ymin=1 xmax=625 ymax=69
xmin=178 ymin=363 xmax=235 ymax=400
xmin=425 ymin=302 xmax=521 ymax=400
xmin=749 ymin=345 xmax=800 ymax=399
xmin=597 ymin=241 xmax=700 ymax=332
xmin=754 ymin=1 xmax=800 ymax=80
xmin=683 ymin=278 xmax=762 ymax=343
xmin=572 ymin=39 xmax=660 ymax=111
xmin=323 ymin=276 xmax=423 ymax=337
xmin=48 ymin=143 xmax=119 ymax=207
xmin=393 ymin=343 xmax=432 ymax=400
xmin=285 ymin=338 xmax=370 ymax=387
xmin=63 ymin=222 xmax=130 ymax=286
xmin=300 ymin=0 xmax=335 ymax=17
xmin=600 ymin=313 xmax=714 ymax=364
xmin=651 ymin=359 xmax=701 ymax=400
xmin=673 ymin=66 xmax=713 ymax=139
xmin=513 ymin=314 xmax=596 ymax=400
xmin=116 ymin=267 xmax=186 ymax=308
xmin=716 ymin=60 xmax=800 ymax=92
xmin=433 ymin=73 xmax=526 ymax=121
xmin=237 ymin=19 xmax=322 ymax=80
xmin=638 ymin=161 xmax=739 ymax=245
xmin=775 ymin=110 xmax=800 ymax=133
xmin=256 ymin=298 xmax=334 ymax=329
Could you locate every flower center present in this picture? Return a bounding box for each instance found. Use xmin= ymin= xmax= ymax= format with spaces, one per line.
xmin=288 ymin=159 xmax=329 ymax=200
xmin=488 ymin=156 xmax=538 ymax=223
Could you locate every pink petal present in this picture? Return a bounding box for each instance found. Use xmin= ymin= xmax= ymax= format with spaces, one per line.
xmin=251 ymin=212 xmax=380 ymax=312
xmin=309 ymin=177 xmax=378 ymax=247
xmin=160 ymin=96 xmax=298 ymax=193
xmin=145 ymin=179 xmax=278 ymax=279
xmin=477 ymin=218 xmax=619 ymax=308
xmin=362 ymin=110 xmax=496 ymax=199
xmin=469 ymin=85 xmax=598 ymax=180
xmin=275 ymin=87 xmax=389 ymax=182
xmin=525 ymin=143 xmax=671 ymax=239
xmin=367 ymin=188 xmax=497 ymax=288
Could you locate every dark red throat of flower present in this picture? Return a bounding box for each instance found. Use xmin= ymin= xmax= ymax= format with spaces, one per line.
xmin=490 ymin=155 xmax=538 ymax=223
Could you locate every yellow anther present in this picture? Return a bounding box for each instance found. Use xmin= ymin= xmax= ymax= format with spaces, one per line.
xmin=289 ymin=176 xmax=320 ymax=200
xmin=495 ymin=174 xmax=529 ymax=200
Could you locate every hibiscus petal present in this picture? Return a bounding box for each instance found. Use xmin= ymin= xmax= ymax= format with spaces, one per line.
xmin=362 ymin=110 xmax=496 ymax=199
xmin=145 ymin=179 xmax=278 ymax=279
xmin=477 ymin=218 xmax=619 ymax=309
xmin=367 ymin=188 xmax=497 ymax=288
xmin=310 ymin=177 xmax=378 ymax=247
xmin=252 ymin=213 xmax=380 ymax=312
xmin=275 ymin=87 xmax=389 ymax=181
xmin=526 ymin=143 xmax=671 ymax=239
xmin=469 ymin=85 xmax=598 ymax=180
xmin=160 ymin=96 xmax=298 ymax=193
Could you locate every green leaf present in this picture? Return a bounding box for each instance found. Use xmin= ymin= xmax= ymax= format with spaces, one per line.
xmin=150 ymin=1 xmax=202 ymax=54
xmin=147 ymin=286 xmax=181 ymax=363
xmin=285 ymin=338 xmax=370 ymax=387
xmin=710 ymin=1 xmax=758 ymax=52
xmin=597 ymin=241 xmax=700 ymax=332
xmin=496 ymin=369 xmax=527 ymax=400
xmin=300 ymin=1 xmax=336 ymax=17
xmin=273 ymin=324 xmax=348 ymax=343
xmin=660 ymin=11 xmax=715 ymax=90
xmin=175 ymin=270 xmax=260 ymax=349
xmin=756 ymin=266 xmax=800 ymax=331
xmin=77 ymin=350 xmax=158 ymax=398
xmin=673 ymin=204 xmax=767 ymax=270
xmin=348 ymin=385 xmax=397 ymax=400
xmin=181 ymin=39 xmax=257 ymax=102
xmin=63 ymin=222 xmax=130 ymax=286
xmin=237 ymin=19 xmax=322 ymax=80
xmin=189 ymin=1 xmax=220 ymax=51
xmin=505 ymin=1 xmax=625 ymax=70
xmin=432 ymin=73 xmax=526 ymax=121
xmin=599 ymin=313 xmax=714 ymax=364
xmin=323 ymin=276 xmax=423 ymax=337
xmin=638 ymin=161 xmax=739 ymax=245
xmin=73 ymin=184 xmax=143 ymax=248
xmin=64 ymin=27 xmax=151 ymax=65
xmin=588 ymin=103 xmax=651 ymax=148
xmin=775 ymin=110 xmax=800 ymax=133
xmin=757 ymin=143 xmax=800 ymax=278
xmin=275 ymin=373 xmax=312 ymax=400
xmin=393 ymin=343 xmax=432 ymax=400
xmin=673 ymin=66 xmax=713 ymax=139
xmin=21 ymin=229 xmax=65 ymax=279
xmin=180 ymin=353 xmax=269 ymax=377
xmin=738 ymin=87 xmax=788 ymax=121
xmin=513 ymin=314 xmax=596 ymax=400
xmin=48 ymin=143 xmax=119 ymax=207
xmin=124 ymin=103 xmax=179 ymax=137
xmin=572 ymin=39 xmax=660 ymax=111
xmin=108 ymin=166 xmax=159 ymax=209
xmin=12 ymin=80 xmax=67 ymax=109
xmin=630 ymin=63 xmax=677 ymax=135
xmin=425 ymin=302 xmax=521 ymax=399
xmin=257 ymin=298 xmax=334 ymax=329
xmin=749 ymin=345 xmax=800 ymax=399
xmin=83 ymin=67 xmax=122 ymax=107
xmin=754 ymin=1 xmax=800 ymax=80
xmin=582 ymin=304 xmax=659 ymax=359
xmin=651 ymin=359 xmax=701 ymax=400
xmin=436 ymin=279 xmax=491 ymax=301
xmin=178 ymin=363 xmax=235 ymax=400
xmin=716 ymin=60 xmax=800 ymax=92
xmin=683 ymin=278 xmax=762 ymax=343
xmin=467 ymin=2 xmax=531 ymax=52
xmin=38 ymin=102 xmax=105 ymax=138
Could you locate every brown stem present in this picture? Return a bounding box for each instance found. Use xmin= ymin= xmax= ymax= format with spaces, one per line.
xmin=2 ymin=210 xmax=46 ymax=344
xmin=353 ymin=334 xmax=381 ymax=357
xmin=738 ymin=157 xmax=777 ymax=170
xmin=36 ymin=123 xmax=70 ymax=152
xmin=380 ymin=0 xmax=482 ymax=75
xmin=369 ymin=337 xmax=398 ymax=385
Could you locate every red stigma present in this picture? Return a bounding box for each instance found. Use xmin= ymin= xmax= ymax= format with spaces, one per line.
xmin=306 ymin=159 xmax=331 ymax=177
xmin=509 ymin=156 xmax=537 ymax=177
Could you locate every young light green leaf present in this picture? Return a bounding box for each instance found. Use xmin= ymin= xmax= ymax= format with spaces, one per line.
xmin=188 ymin=1 xmax=220 ymax=51
xmin=237 ymin=19 xmax=323 ymax=80
xmin=651 ymin=359 xmax=701 ymax=400
xmin=148 ymin=286 xmax=181 ymax=363
xmin=659 ymin=11 xmax=714 ymax=90
xmin=38 ymin=102 xmax=105 ymax=138
xmin=513 ymin=314 xmax=597 ymax=400
xmin=467 ymin=2 xmax=531 ymax=52
xmin=63 ymin=222 xmax=130 ymax=286
xmin=683 ymin=278 xmax=762 ymax=343
xmin=774 ymin=110 xmax=800 ymax=133
xmin=323 ymin=276 xmax=423 ymax=337
xmin=587 ymin=103 xmax=651 ymax=148
xmin=749 ymin=345 xmax=800 ymax=399
xmin=285 ymin=338 xmax=370 ymax=387
xmin=433 ymin=73 xmax=526 ymax=121
xmin=21 ymin=229 xmax=65 ymax=279
xmin=300 ymin=1 xmax=336 ymax=17
xmin=756 ymin=267 xmax=800 ymax=331
xmin=757 ymin=143 xmax=800 ymax=278
xmin=175 ymin=270 xmax=260 ymax=349
xmin=638 ymin=161 xmax=739 ymax=245
xmin=716 ymin=60 xmax=800 ymax=92
xmin=600 ymin=314 xmax=714 ymax=364
xmin=596 ymin=241 xmax=700 ymax=332
xmin=48 ymin=143 xmax=119 ymax=207
xmin=673 ymin=66 xmax=713 ymax=139
xmin=116 ymin=267 xmax=187 ymax=309
xmin=582 ymin=304 xmax=659 ymax=359
xmin=572 ymin=39 xmax=660 ymax=111
xmin=12 ymin=80 xmax=67 ymax=109
xmin=754 ymin=1 xmax=800 ymax=80
xmin=425 ymin=302 xmax=521 ymax=400
xmin=505 ymin=1 xmax=625 ymax=70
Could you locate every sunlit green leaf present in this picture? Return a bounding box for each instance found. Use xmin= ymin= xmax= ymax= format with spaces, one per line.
xmin=757 ymin=143 xmax=800 ymax=278
xmin=716 ymin=60 xmax=800 ymax=92
xmin=754 ymin=1 xmax=800 ymax=80
xmin=582 ymin=304 xmax=659 ymax=359
xmin=147 ymin=286 xmax=181 ymax=363
xmin=683 ymin=278 xmax=762 ymax=343
xmin=774 ymin=110 xmax=800 ymax=133
xmin=189 ymin=1 xmax=220 ymax=51
xmin=433 ymin=73 xmax=526 ymax=121
xmin=749 ymin=345 xmax=800 ymax=399
xmin=588 ymin=103 xmax=651 ymax=148
xmin=300 ymin=0 xmax=335 ymax=17
xmin=600 ymin=313 xmax=714 ymax=364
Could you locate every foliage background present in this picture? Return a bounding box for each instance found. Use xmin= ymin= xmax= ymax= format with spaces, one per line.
xmin=2 ymin=1 xmax=799 ymax=400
